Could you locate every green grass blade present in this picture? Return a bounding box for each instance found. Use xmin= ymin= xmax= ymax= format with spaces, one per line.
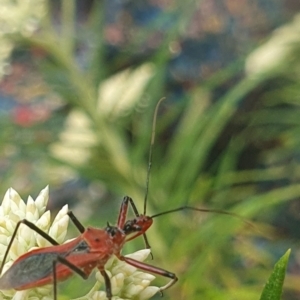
xmin=259 ymin=249 xmax=291 ymax=300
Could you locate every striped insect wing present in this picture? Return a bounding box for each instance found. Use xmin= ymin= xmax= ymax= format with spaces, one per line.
xmin=0 ymin=252 xmax=59 ymax=290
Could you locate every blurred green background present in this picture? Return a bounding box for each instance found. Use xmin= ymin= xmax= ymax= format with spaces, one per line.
xmin=1 ymin=0 xmax=300 ymax=299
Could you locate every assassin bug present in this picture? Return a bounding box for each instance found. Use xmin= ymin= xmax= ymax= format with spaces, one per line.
xmin=0 ymin=98 xmax=249 ymax=299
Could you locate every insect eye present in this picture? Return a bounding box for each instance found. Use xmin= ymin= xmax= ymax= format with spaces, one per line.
xmin=105 ymin=225 xmax=118 ymax=237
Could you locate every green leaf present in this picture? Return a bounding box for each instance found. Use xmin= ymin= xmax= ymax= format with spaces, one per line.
xmin=259 ymin=249 xmax=291 ymax=300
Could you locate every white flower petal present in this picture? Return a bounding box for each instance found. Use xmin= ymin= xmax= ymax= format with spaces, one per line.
xmin=112 ymin=262 xmax=136 ymax=276
xmin=123 ymin=283 xmax=144 ymax=297
xmin=4 ymin=218 xmax=16 ymax=235
xmin=91 ymin=291 xmax=107 ymax=300
xmin=0 ymin=234 xmax=8 ymax=246
xmin=35 ymin=211 xmax=51 ymax=231
xmin=48 ymin=205 xmax=68 ymax=243
xmin=12 ymin=290 xmax=29 ymax=300
xmin=138 ymin=286 xmax=160 ymax=300
xmin=125 ymin=249 xmax=150 ymax=261
xmin=132 ymin=271 xmax=156 ymax=282
xmin=25 ymin=197 xmax=39 ymax=222
xmin=14 ymin=209 xmax=26 ymax=220
xmin=8 ymin=212 xmax=20 ymax=224
xmin=111 ymin=273 xmax=124 ymax=295
xmin=35 ymin=211 xmax=52 ymax=247
xmin=34 ymin=186 xmax=49 ymax=215
xmin=10 ymin=239 xmax=26 ymax=260
xmin=2 ymin=188 xmax=21 ymax=215
xmin=19 ymin=223 xmax=35 ymax=247
xmin=52 ymin=205 xmax=68 ymax=223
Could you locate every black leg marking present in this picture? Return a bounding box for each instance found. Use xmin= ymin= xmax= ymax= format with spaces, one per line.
xmin=52 ymin=255 xmax=89 ymax=300
xmin=67 ymin=211 xmax=85 ymax=233
xmin=100 ymin=269 xmax=112 ymax=300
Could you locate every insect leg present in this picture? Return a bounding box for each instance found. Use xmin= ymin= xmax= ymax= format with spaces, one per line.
xmin=52 ymin=256 xmax=89 ymax=300
xmin=117 ymin=196 xmax=152 ymax=255
xmin=99 ymin=269 xmax=112 ymax=300
xmin=117 ymin=196 xmax=131 ymax=228
xmin=118 ymin=255 xmax=177 ymax=294
xmin=67 ymin=211 xmax=85 ymax=233
xmin=0 ymin=219 xmax=59 ymax=275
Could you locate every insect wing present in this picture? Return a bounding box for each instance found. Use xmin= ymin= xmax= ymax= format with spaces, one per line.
xmin=0 ymin=252 xmax=59 ymax=290
xmin=0 ymin=240 xmax=92 ymax=290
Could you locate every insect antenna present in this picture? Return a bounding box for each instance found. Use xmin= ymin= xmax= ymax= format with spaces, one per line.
xmin=143 ymin=97 xmax=165 ymax=215
xmin=150 ymin=206 xmax=254 ymax=228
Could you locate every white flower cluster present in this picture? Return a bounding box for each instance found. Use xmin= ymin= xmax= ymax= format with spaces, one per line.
xmin=0 ymin=187 xmax=159 ymax=300
xmin=85 ymin=250 xmax=159 ymax=300
xmin=0 ymin=186 xmax=69 ymax=300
